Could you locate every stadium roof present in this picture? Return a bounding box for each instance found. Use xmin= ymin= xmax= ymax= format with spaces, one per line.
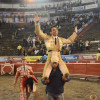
xmin=0 ymin=0 xmax=20 ymax=3
xmin=0 ymin=0 xmax=65 ymax=3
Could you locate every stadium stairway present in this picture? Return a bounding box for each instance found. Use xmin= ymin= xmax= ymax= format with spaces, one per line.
xmin=76 ymin=20 xmax=97 ymax=40
xmin=74 ymin=20 xmax=100 ymax=54
xmin=0 ymin=39 xmax=21 ymax=56
xmin=78 ymin=21 xmax=100 ymax=41
xmin=0 ymin=29 xmax=25 ymax=56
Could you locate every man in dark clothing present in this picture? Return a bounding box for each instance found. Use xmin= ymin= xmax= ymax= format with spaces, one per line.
xmin=43 ymin=56 xmax=70 ymax=100
xmin=23 ymin=37 xmax=28 ymax=47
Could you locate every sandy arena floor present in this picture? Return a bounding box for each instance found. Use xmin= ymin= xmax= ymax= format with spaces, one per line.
xmin=0 ymin=76 xmax=100 ymax=100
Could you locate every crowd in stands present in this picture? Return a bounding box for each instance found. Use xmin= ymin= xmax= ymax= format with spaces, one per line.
xmin=0 ymin=11 xmax=99 ymax=56
xmin=71 ymin=14 xmax=93 ymax=29
xmin=17 ymin=37 xmax=47 ymax=56
xmin=17 ymin=36 xmax=93 ymax=56
xmin=17 ymin=37 xmax=100 ymax=56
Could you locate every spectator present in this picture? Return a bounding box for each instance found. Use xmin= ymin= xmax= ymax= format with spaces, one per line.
xmin=79 ymin=40 xmax=84 ymax=52
xmin=27 ymin=35 xmax=31 ymax=47
xmin=23 ymin=37 xmax=28 ymax=47
xmin=27 ymin=46 xmax=34 ymax=56
xmin=67 ymin=44 xmax=72 ymax=55
xmin=39 ymin=48 xmax=46 ymax=56
xmin=34 ymin=49 xmax=39 ymax=56
xmin=17 ymin=44 xmax=22 ymax=56
xmin=14 ymin=30 xmax=18 ymax=39
xmin=62 ymin=47 xmax=67 ymax=55
xmin=21 ymin=47 xmax=26 ymax=56
xmin=0 ymin=32 xmax=2 ymax=39
xmin=85 ymin=40 xmax=90 ymax=50
xmin=29 ymin=38 xmax=33 ymax=47
xmin=40 ymin=56 xmax=47 ymax=63
xmin=32 ymin=36 xmax=36 ymax=44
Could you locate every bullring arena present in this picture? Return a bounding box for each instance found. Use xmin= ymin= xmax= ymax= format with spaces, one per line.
xmin=0 ymin=0 xmax=100 ymax=100
xmin=0 ymin=55 xmax=100 ymax=100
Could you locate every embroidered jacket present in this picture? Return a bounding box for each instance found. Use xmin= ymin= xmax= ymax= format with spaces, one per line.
xmin=35 ymin=23 xmax=77 ymax=51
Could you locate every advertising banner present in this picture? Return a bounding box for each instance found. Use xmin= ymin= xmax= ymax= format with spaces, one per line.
xmin=25 ymin=11 xmax=48 ymax=16
xmin=61 ymin=55 xmax=78 ymax=61
xmin=0 ymin=12 xmax=12 ymax=15
xmin=72 ymin=6 xmax=84 ymax=11
xmin=81 ymin=0 xmax=96 ymax=4
xmin=25 ymin=12 xmax=35 ymax=16
xmin=37 ymin=11 xmax=48 ymax=15
xmin=13 ymin=12 xmax=25 ymax=16
xmin=8 ymin=57 xmax=24 ymax=64
xmin=85 ymin=4 xmax=98 ymax=10
xmin=78 ymin=54 xmax=96 ymax=61
xmin=0 ymin=57 xmax=8 ymax=62
xmin=25 ymin=56 xmax=42 ymax=62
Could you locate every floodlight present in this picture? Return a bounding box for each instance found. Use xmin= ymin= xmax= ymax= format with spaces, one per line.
xmin=27 ymin=0 xmax=34 ymax=3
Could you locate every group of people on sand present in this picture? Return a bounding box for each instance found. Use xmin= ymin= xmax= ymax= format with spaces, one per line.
xmin=14 ymin=14 xmax=78 ymax=100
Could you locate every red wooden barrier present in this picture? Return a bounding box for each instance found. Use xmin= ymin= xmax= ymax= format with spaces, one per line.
xmin=0 ymin=62 xmax=100 ymax=77
xmin=86 ymin=63 xmax=100 ymax=76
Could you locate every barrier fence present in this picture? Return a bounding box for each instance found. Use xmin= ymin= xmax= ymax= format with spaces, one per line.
xmin=0 ymin=54 xmax=100 ymax=78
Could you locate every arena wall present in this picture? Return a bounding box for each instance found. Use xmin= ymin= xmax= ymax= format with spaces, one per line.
xmin=0 ymin=60 xmax=100 ymax=78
